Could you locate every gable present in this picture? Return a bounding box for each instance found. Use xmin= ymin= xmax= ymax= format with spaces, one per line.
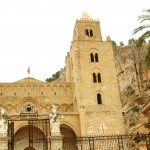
xmin=14 ymin=77 xmax=44 ymax=84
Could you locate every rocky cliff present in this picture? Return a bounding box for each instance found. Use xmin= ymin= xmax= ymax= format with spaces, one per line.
xmin=113 ymin=44 xmax=150 ymax=133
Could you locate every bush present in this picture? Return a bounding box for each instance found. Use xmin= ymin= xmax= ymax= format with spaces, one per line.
xmin=129 ymin=122 xmax=135 ymax=127
xmin=132 ymin=106 xmax=140 ymax=112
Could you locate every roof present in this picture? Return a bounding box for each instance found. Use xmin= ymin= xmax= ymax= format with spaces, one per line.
xmin=14 ymin=77 xmax=44 ymax=84
xmin=81 ymin=12 xmax=92 ymax=20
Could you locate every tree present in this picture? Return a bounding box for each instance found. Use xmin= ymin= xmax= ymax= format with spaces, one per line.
xmin=111 ymin=40 xmax=117 ymax=47
xmin=119 ymin=41 xmax=124 ymax=46
xmin=145 ymin=46 xmax=150 ymax=68
xmin=133 ymin=9 xmax=150 ymax=47
xmin=132 ymin=9 xmax=150 ymax=91
xmin=45 ymin=71 xmax=60 ymax=82
xmin=128 ymin=38 xmax=137 ymax=45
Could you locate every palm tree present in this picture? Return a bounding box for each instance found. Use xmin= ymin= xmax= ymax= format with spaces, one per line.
xmin=145 ymin=46 xmax=150 ymax=68
xmin=133 ymin=9 xmax=150 ymax=47
xmin=132 ymin=9 xmax=150 ymax=91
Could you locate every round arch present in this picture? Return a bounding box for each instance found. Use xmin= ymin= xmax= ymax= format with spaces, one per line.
xmin=89 ymin=48 xmax=100 ymax=54
xmin=24 ymin=147 xmax=36 ymax=150
xmin=95 ymin=90 xmax=105 ymax=105
xmin=60 ymin=124 xmax=77 ymax=138
xmin=14 ymin=125 xmax=45 ymax=150
xmin=18 ymin=96 xmax=40 ymax=111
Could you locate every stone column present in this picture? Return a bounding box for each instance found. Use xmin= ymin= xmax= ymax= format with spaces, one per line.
xmin=50 ymin=133 xmax=63 ymax=150
xmin=0 ymin=108 xmax=8 ymax=150
xmin=0 ymin=133 xmax=8 ymax=150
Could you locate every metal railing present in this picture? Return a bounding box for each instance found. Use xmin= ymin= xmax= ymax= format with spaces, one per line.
xmin=63 ymin=133 xmax=150 ymax=150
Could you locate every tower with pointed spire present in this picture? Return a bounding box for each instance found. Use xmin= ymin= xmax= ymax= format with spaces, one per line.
xmin=72 ymin=12 xmax=102 ymax=42
xmin=66 ymin=12 xmax=125 ymax=135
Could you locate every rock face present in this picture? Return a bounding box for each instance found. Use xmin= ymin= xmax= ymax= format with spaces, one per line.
xmin=113 ymin=44 xmax=150 ymax=133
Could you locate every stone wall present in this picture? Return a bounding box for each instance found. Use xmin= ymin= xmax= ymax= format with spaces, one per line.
xmin=0 ymin=78 xmax=74 ymax=114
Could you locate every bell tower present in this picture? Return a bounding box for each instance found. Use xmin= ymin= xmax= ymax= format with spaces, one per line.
xmin=65 ymin=12 xmax=125 ymax=135
xmin=73 ymin=12 xmax=102 ymax=42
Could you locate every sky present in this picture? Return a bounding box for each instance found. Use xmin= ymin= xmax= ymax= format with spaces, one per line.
xmin=0 ymin=0 xmax=149 ymax=82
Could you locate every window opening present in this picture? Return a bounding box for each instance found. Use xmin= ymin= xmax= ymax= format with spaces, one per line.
xmin=90 ymin=53 xmax=94 ymax=62
xmin=97 ymin=93 xmax=102 ymax=104
xmin=97 ymin=73 xmax=101 ymax=82
xmin=85 ymin=29 xmax=93 ymax=37
xmin=95 ymin=53 xmax=99 ymax=62
xmin=85 ymin=29 xmax=89 ymax=36
xmin=90 ymin=29 xmax=93 ymax=37
xmin=93 ymin=73 xmax=97 ymax=83
xmin=23 ymin=104 xmax=35 ymax=113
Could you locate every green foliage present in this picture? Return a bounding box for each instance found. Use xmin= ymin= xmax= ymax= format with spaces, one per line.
xmin=145 ymin=46 xmax=150 ymax=68
xmin=131 ymin=106 xmax=140 ymax=112
xmin=133 ymin=9 xmax=150 ymax=47
xmin=128 ymin=38 xmax=137 ymax=45
xmin=111 ymin=40 xmax=117 ymax=47
xmin=119 ymin=41 xmax=124 ymax=46
xmin=45 ymin=71 xmax=60 ymax=82
xmin=129 ymin=122 xmax=135 ymax=127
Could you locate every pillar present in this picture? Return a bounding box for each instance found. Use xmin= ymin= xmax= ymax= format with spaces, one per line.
xmin=0 ymin=133 xmax=8 ymax=150
xmin=50 ymin=133 xmax=63 ymax=150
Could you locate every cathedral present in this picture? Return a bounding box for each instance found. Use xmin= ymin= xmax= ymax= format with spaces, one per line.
xmin=0 ymin=13 xmax=125 ymax=149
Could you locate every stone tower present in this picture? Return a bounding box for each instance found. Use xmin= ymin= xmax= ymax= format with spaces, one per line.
xmin=66 ymin=12 xmax=125 ymax=135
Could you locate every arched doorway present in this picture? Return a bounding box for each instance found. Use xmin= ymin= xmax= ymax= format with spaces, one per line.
xmin=24 ymin=147 xmax=36 ymax=150
xmin=61 ymin=124 xmax=78 ymax=150
xmin=14 ymin=126 xmax=29 ymax=150
xmin=14 ymin=125 xmax=47 ymax=150
xmin=60 ymin=124 xmax=76 ymax=138
xmin=8 ymin=119 xmax=50 ymax=150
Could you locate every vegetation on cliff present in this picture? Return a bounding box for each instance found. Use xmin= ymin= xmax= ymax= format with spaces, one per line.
xmin=45 ymin=71 xmax=60 ymax=82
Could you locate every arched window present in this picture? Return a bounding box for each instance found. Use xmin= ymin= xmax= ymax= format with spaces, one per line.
xmin=90 ymin=53 xmax=94 ymax=62
xmin=97 ymin=73 xmax=101 ymax=82
xmin=85 ymin=29 xmax=93 ymax=37
xmin=90 ymin=53 xmax=99 ymax=62
xmin=97 ymin=93 xmax=102 ymax=104
xmin=92 ymin=72 xmax=102 ymax=83
xmin=90 ymin=29 xmax=93 ymax=37
xmin=95 ymin=53 xmax=99 ymax=62
xmin=93 ymin=73 xmax=97 ymax=83
xmin=85 ymin=29 xmax=89 ymax=36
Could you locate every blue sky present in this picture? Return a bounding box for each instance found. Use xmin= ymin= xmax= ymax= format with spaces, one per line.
xmin=0 ymin=0 xmax=149 ymax=82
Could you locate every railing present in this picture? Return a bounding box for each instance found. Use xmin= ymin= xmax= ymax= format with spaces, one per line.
xmin=63 ymin=133 xmax=150 ymax=150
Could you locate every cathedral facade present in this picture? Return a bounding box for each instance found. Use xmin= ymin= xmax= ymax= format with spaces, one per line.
xmin=0 ymin=13 xmax=125 ymax=149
